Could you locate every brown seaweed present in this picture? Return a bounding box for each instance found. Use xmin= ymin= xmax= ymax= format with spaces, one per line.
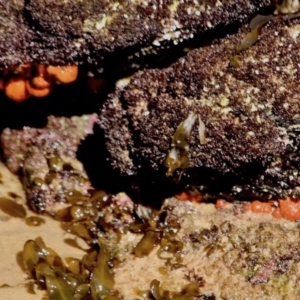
xmin=0 ymin=197 xmax=26 ymax=218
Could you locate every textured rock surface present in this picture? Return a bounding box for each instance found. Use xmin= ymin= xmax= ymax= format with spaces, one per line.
xmin=1 ymin=114 xmax=97 ymax=212
xmin=0 ymin=0 xmax=273 ymax=69
xmin=100 ymin=17 xmax=300 ymax=200
xmin=96 ymin=196 xmax=300 ymax=300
